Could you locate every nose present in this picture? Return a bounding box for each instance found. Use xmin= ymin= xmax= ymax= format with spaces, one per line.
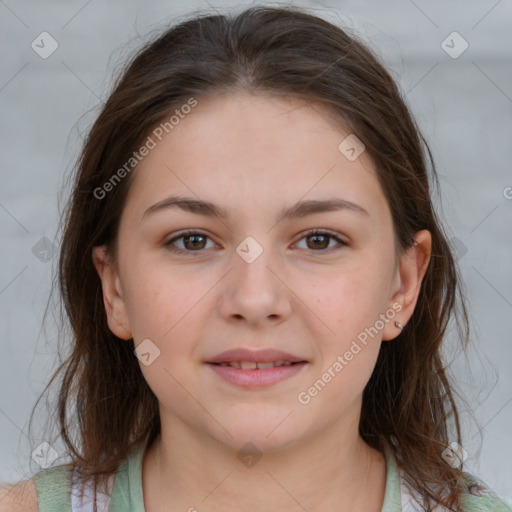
xmin=218 ymin=239 xmax=293 ymax=327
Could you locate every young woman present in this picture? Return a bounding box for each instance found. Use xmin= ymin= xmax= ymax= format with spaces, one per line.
xmin=1 ymin=5 xmax=510 ymax=512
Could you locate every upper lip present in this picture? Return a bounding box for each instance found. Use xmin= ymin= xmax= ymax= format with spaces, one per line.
xmin=206 ymin=348 xmax=307 ymax=364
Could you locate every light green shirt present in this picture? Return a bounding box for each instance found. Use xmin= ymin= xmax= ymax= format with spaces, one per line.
xmin=32 ymin=437 xmax=512 ymax=511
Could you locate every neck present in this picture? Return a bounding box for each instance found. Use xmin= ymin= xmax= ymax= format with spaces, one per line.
xmin=142 ymin=417 xmax=387 ymax=512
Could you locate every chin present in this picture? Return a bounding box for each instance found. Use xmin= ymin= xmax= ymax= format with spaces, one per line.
xmin=213 ymin=417 xmax=306 ymax=454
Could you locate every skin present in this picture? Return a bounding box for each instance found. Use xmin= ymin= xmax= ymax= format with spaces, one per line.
xmin=92 ymin=91 xmax=431 ymax=512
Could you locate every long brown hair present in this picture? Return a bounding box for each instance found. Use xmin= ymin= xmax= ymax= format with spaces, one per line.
xmin=29 ymin=5 xmax=473 ymax=510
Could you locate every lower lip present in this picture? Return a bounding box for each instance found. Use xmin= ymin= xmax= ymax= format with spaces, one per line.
xmin=206 ymin=362 xmax=307 ymax=389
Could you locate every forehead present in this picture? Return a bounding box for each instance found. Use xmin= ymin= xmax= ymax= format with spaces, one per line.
xmin=123 ymin=92 xmax=389 ymax=225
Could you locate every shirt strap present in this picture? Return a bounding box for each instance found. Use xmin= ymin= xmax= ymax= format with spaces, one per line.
xmin=381 ymin=442 xmax=403 ymax=511
xmin=32 ymin=464 xmax=72 ymax=512
xmin=109 ymin=440 xmax=147 ymax=512
xmin=460 ymin=472 xmax=512 ymax=512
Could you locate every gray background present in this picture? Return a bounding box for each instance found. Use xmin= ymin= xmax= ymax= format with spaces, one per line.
xmin=1 ymin=0 xmax=511 ymax=503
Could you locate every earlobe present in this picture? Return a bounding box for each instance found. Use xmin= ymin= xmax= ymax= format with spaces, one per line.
xmin=91 ymin=245 xmax=133 ymax=340
xmin=382 ymin=230 xmax=432 ymax=341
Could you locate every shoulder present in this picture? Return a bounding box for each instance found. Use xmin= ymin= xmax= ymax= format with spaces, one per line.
xmin=0 ymin=478 xmax=39 ymax=512
xmin=460 ymin=472 xmax=512 ymax=511
xmin=1 ymin=463 xmax=74 ymax=512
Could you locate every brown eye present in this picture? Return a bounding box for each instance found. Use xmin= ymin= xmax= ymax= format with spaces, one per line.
xmin=306 ymin=233 xmax=330 ymax=250
xmin=295 ymin=230 xmax=347 ymax=252
xmin=182 ymin=234 xmax=207 ymax=250
xmin=165 ymin=231 xmax=215 ymax=253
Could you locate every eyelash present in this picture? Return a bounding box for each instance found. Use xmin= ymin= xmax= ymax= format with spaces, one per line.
xmin=164 ymin=229 xmax=347 ymax=255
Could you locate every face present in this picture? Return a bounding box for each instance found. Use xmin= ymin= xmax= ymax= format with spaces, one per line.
xmin=93 ymin=91 xmax=430 ymax=453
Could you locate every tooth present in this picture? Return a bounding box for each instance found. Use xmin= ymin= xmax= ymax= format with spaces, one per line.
xmin=221 ymin=361 xmax=296 ymax=369
xmin=256 ymin=362 xmax=275 ymax=369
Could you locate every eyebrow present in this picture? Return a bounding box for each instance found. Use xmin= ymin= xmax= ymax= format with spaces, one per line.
xmin=141 ymin=195 xmax=369 ymax=222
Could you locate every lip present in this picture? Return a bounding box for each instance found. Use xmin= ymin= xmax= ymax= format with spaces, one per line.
xmin=206 ymin=348 xmax=306 ymax=364
xmin=206 ymin=361 xmax=308 ymax=389
xmin=204 ymin=348 xmax=308 ymax=389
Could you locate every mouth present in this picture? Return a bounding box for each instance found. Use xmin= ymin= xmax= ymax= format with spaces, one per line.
xmin=204 ymin=348 xmax=308 ymax=388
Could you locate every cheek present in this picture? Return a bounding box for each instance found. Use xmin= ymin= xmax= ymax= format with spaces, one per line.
xmin=302 ymin=265 xmax=382 ymax=342
xmin=125 ymin=266 xmax=212 ymax=385
xmin=128 ymin=271 xmax=207 ymax=408
xmin=296 ymin=272 xmax=383 ymax=408
xmin=297 ymin=264 xmax=387 ymax=391
xmin=123 ymin=265 xmax=202 ymax=343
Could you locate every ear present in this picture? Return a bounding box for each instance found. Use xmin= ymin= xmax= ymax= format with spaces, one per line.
xmin=92 ymin=245 xmax=133 ymax=340
xmin=382 ymin=230 xmax=431 ymax=341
